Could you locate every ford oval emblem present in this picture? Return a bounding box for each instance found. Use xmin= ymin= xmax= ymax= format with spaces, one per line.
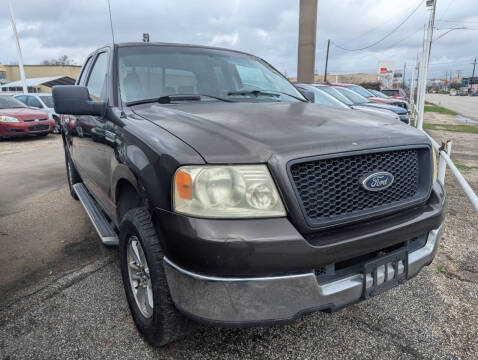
xmin=361 ymin=171 xmax=394 ymax=192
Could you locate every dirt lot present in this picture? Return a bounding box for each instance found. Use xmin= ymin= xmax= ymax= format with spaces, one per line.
xmin=0 ymin=116 xmax=477 ymax=359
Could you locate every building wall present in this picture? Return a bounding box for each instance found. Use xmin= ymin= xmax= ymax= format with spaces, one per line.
xmin=4 ymin=65 xmax=81 ymax=83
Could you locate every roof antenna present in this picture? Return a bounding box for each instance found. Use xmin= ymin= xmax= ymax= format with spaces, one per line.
xmin=107 ymin=0 xmax=115 ymax=44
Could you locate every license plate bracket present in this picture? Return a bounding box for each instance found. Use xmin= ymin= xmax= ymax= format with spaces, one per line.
xmin=362 ymin=249 xmax=408 ymax=299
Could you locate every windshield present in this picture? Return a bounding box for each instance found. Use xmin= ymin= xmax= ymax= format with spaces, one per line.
xmin=316 ymin=86 xmax=354 ymax=106
xmin=334 ymin=87 xmax=370 ymax=105
xmin=347 ymin=85 xmax=374 ymax=98
xmin=40 ymin=95 xmax=54 ymax=108
xmin=370 ymin=89 xmax=389 ymax=99
xmin=118 ymin=45 xmax=305 ymax=104
xmin=309 ymin=87 xmax=349 ymax=109
xmin=381 ymin=89 xmax=400 ymax=97
xmin=0 ymin=96 xmax=27 ymax=109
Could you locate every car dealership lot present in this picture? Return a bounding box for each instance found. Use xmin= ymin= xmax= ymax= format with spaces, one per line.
xmin=1 ymin=121 xmax=477 ymax=359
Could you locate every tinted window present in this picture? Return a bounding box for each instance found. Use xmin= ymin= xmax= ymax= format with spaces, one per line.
xmin=347 ymin=85 xmax=374 ymax=98
xmin=0 ymin=96 xmax=27 ymax=109
xmin=78 ymin=56 xmax=93 ymax=85
xmin=318 ymin=86 xmax=354 ymax=106
xmin=314 ymin=88 xmax=349 ymax=108
xmin=118 ymin=45 xmax=304 ymax=103
xmin=27 ymin=96 xmax=43 ymax=108
xmin=15 ymin=95 xmax=27 ymax=104
xmin=335 ymin=87 xmax=369 ymax=105
xmin=382 ymin=89 xmax=400 ymax=97
xmin=40 ymin=95 xmax=54 ymax=108
xmin=86 ymin=52 xmax=109 ymax=101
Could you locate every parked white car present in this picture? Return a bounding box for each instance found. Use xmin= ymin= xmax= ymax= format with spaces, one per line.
xmin=14 ymin=93 xmax=60 ymax=134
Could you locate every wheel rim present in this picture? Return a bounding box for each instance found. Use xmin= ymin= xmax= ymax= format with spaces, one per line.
xmin=127 ymin=236 xmax=154 ymax=318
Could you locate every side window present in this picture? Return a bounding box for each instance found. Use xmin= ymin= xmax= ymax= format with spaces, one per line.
xmin=77 ymin=56 xmax=93 ymax=85
xmin=16 ymin=95 xmax=27 ymax=104
xmin=27 ymin=96 xmax=43 ymax=108
xmin=86 ymin=52 xmax=109 ymax=101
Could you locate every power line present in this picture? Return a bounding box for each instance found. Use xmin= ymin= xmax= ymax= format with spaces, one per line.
xmin=332 ymin=0 xmax=425 ymax=52
xmin=436 ymin=0 xmax=456 ymax=22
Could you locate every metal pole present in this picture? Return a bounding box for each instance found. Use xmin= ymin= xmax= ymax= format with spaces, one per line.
xmin=324 ymin=39 xmax=330 ymax=83
xmin=403 ymin=62 xmax=406 ymax=88
xmin=437 ymin=141 xmax=451 ymax=185
xmin=7 ymin=0 xmax=28 ymax=94
xmin=417 ymin=0 xmax=437 ymax=131
xmin=410 ymin=64 xmax=417 ymax=115
xmin=471 ymin=57 xmax=476 ymax=91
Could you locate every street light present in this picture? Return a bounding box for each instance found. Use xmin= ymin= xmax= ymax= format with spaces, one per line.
xmin=433 ymin=27 xmax=467 ymax=43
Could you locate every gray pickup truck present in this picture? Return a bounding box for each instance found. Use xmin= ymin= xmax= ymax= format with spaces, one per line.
xmin=53 ymin=42 xmax=445 ymax=346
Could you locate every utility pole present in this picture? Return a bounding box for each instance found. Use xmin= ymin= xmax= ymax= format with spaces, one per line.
xmin=410 ymin=63 xmax=417 ymax=115
xmin=324 ymin=39 xmax=330 ymax=83
xmin=403 ymin=62 xmax=407 ymax=88
xmin=471 ymin=57 xmax=477 ymax=91
xmin=457 ymin=70 xmax=462 ymax=79
xmin=416 ymin=25 xmax=426 ymax=126
xmin=297 ymin=0 xmax=318 ymax=83
xmin=417 ymin=0 xmax=437 ymax=131
xmin=445 ymin=71 xmax=448 ymax=92
xmin=7 ymin=0 xmax=28 ymax=94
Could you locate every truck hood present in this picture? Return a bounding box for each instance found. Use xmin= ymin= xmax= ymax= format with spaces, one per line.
xmin=132 ymin=101 xmax=429 ymax=163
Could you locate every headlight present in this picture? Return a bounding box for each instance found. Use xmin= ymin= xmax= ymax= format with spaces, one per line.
xmin=173 ymin=165 xmax=286 ymax=218
xmin=0 ymin=115 xmax=19 ymax=123
xmin=432 ymin=147 xmax=438 ymax=183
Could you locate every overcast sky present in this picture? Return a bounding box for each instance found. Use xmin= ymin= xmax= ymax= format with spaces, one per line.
xmin=1 ymin=0 xmax=477 ymax=80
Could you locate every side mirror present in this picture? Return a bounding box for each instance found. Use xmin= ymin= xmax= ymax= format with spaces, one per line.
xmin=52 ymin=85 xmax=105 ymax=116
xmin=297 ymin=87 xmax=315 ymax=103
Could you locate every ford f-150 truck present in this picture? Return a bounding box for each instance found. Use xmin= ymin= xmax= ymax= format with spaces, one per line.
xmin=53 ymin=42 xmax=445 ymax=346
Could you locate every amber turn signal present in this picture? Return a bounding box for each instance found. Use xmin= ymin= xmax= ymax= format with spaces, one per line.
xmin=175 ymin=170 xmax=192 ymax=200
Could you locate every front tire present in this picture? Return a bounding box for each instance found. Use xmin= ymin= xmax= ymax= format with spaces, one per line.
xmin=119 ymin=207 xmax=195 ymax=346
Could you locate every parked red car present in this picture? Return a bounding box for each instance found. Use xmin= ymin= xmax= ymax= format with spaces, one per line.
xmin=328 ymin=83 xmax=409 ymax=111
xmin=381 ymin=88 xmax=408 ymax=101
xmin=0 ymin=95 xmax=54 ymax=139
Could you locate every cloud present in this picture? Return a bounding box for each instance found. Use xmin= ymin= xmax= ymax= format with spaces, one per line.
xmin=209 ymin=32 xmax=239 ymax=47
xmin=0 ymin=0 xmax=477 ymax=79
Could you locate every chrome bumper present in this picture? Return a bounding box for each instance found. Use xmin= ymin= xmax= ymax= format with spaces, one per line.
xmin=163 ymin=224 xmax=443 ymax=325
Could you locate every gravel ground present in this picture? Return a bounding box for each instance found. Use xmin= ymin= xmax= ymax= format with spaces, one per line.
xmin=1 ymin=114 xmax=477 ymax=359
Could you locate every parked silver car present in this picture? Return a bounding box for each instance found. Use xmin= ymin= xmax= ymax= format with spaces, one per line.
xmin=296 ymin=84 xmax=402 ymax=122
xmin=14 ymin=93 xmax=60 ymax=134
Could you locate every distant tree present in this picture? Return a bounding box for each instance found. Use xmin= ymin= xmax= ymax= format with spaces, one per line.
xmin=41 ymin=55 xmax=74 ymax=66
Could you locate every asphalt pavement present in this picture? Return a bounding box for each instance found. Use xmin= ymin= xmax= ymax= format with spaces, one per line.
xmin=426 ymin=93 xmax=478 ymax=120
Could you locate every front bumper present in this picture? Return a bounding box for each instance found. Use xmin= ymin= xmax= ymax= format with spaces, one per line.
xmin=0 ymin=120 xmax=53 ymax=137
xmin=163 ymin=224 xmax=443 ymax=326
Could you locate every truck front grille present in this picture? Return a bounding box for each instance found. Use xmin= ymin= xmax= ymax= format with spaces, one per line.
xmin=289 ymin=147 xmax=431 ymax=228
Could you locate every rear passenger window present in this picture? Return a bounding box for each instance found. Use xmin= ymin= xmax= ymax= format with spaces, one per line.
xmin=86 ymin=52 xmax=109 ymax=101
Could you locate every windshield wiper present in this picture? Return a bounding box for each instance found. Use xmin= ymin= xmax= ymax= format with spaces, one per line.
xmin=227 ymin=89 xmax=306 ymax=102
xmin=125 ymin=94 xmax=233 ymax=106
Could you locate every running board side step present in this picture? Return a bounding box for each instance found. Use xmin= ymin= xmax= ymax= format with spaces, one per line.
xmin=73 ymin=183 xmax=119 ymax=246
